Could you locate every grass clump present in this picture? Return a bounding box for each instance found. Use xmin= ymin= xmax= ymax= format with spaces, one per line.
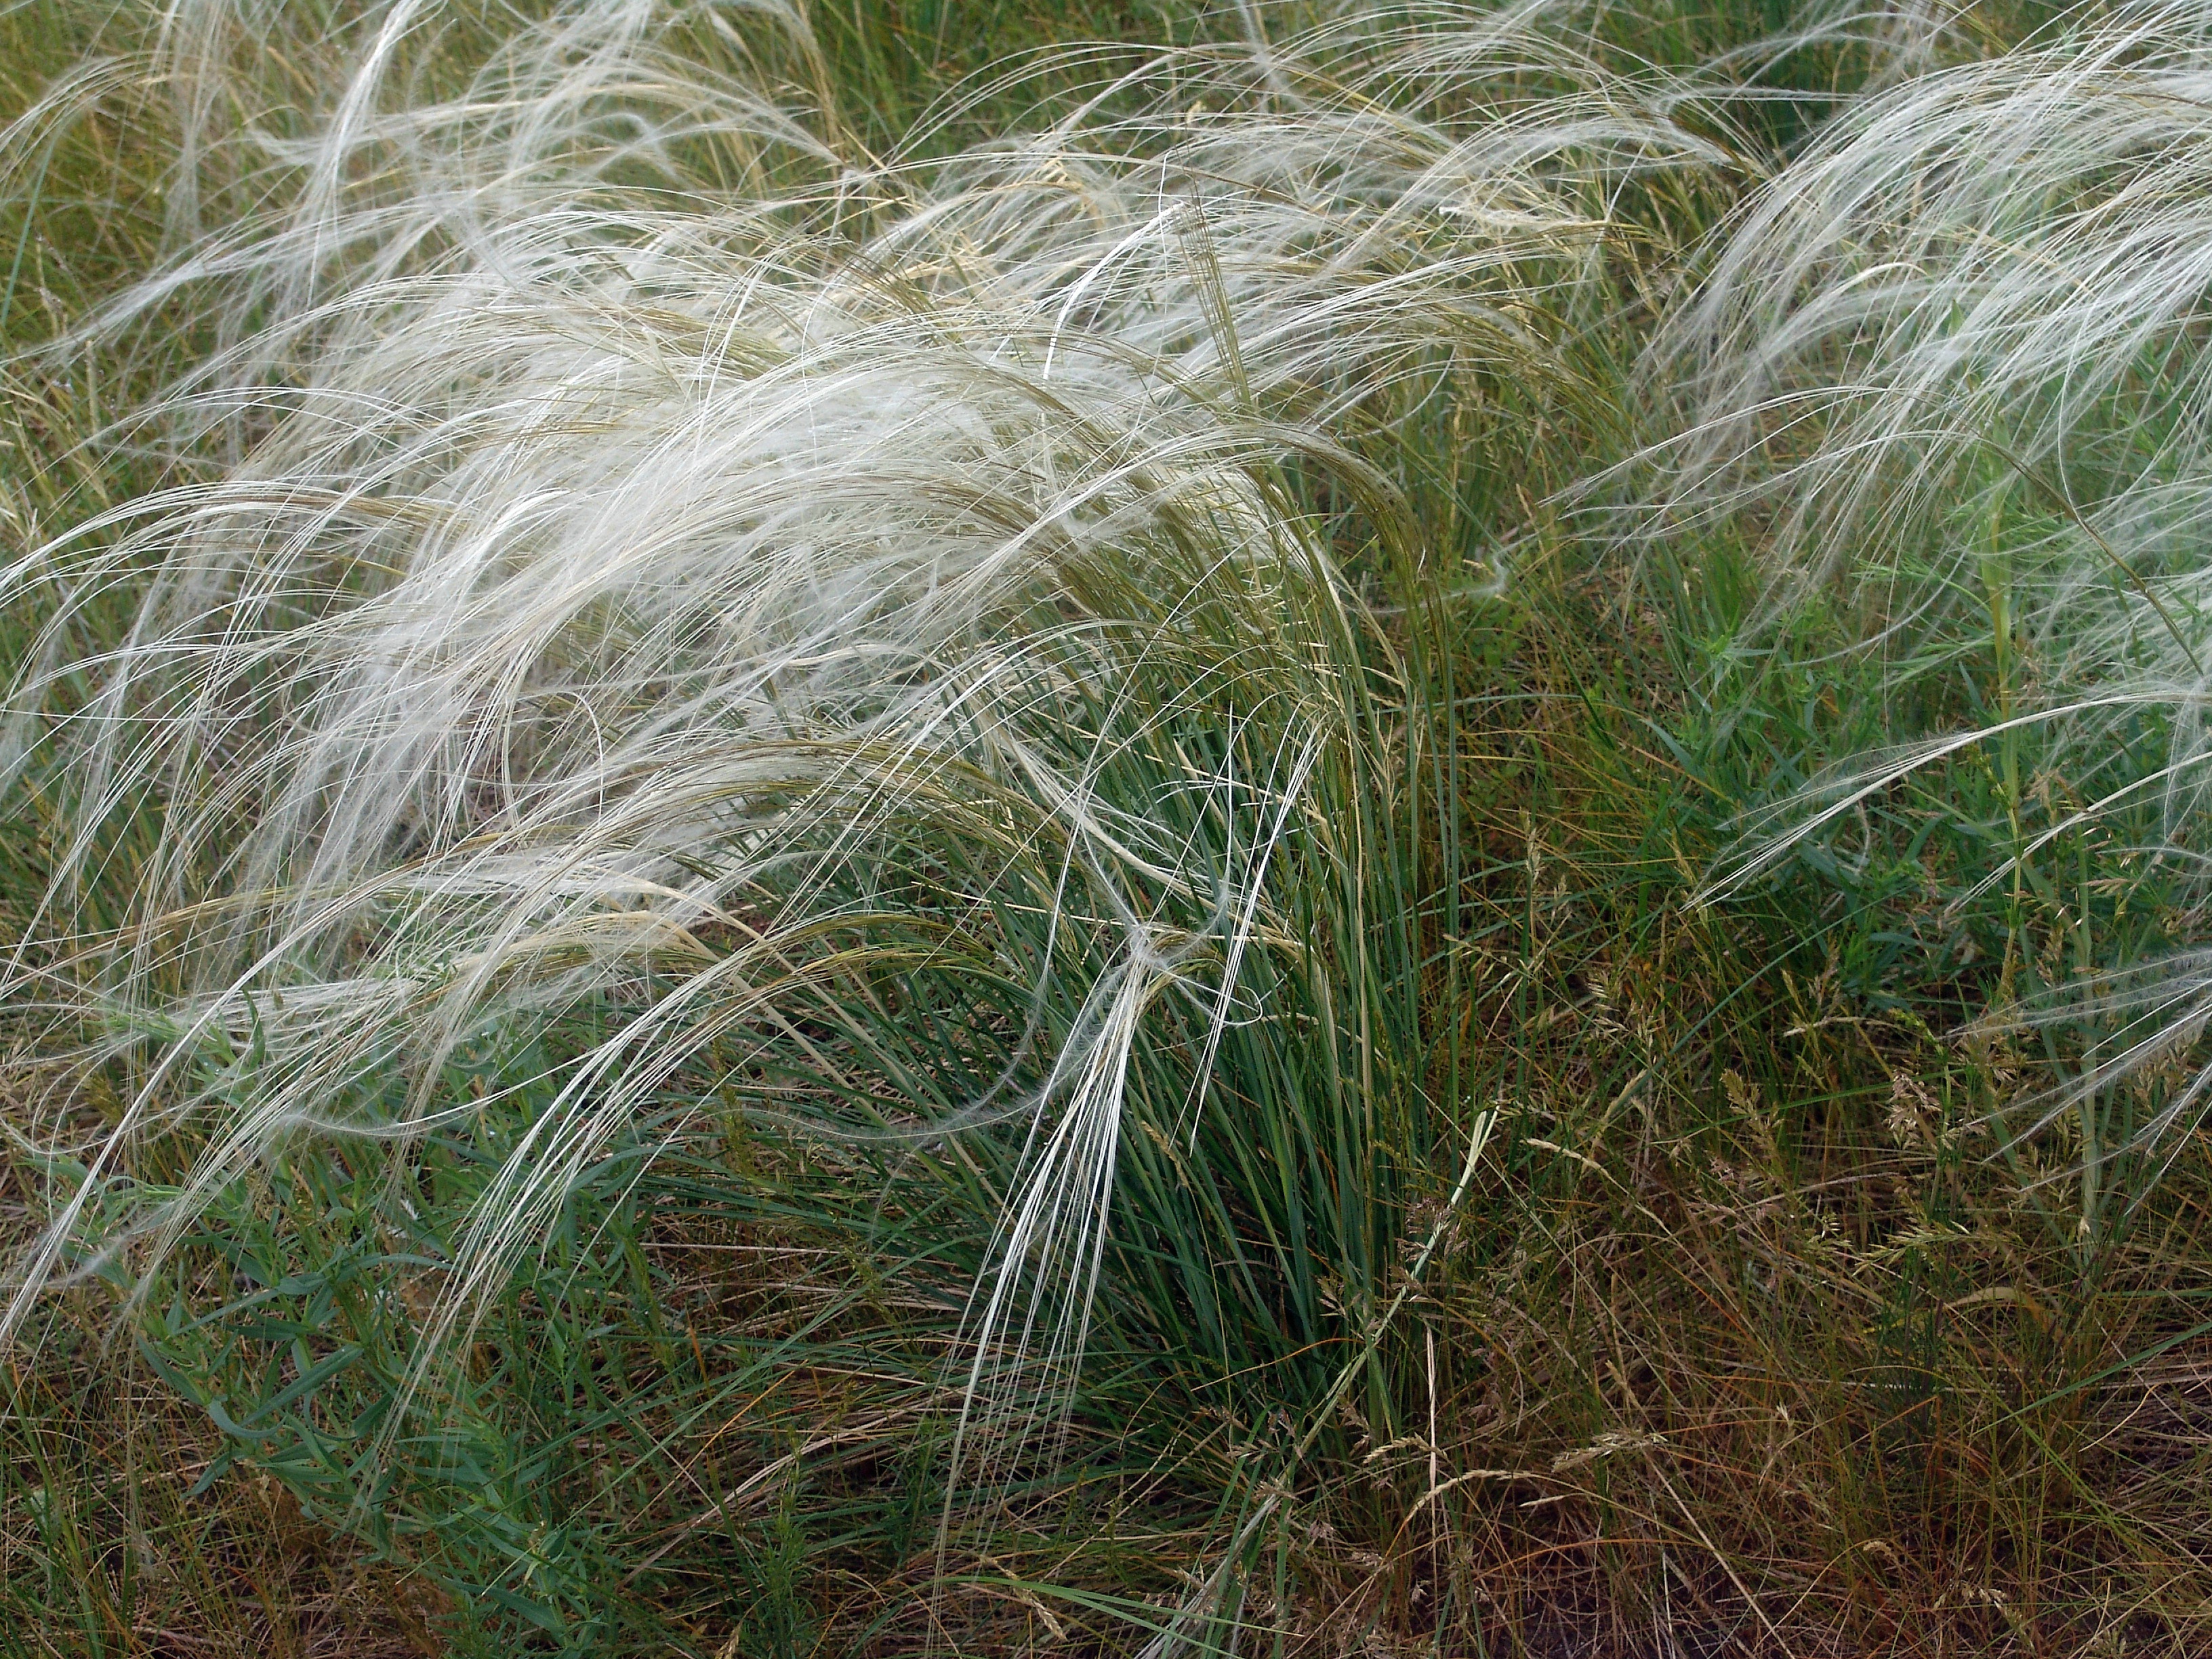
xmin=8 ymin=0 xmax=2212 ymax=1653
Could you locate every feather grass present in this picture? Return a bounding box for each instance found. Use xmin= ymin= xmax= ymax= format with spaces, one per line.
xmin=0 ymin=0 xmax=1723 ymax=1599
xmin=1650 ymin=0 xmax=2212 ymax=1186
xmin=21 ymin=0 xmax=2212 ymax=1647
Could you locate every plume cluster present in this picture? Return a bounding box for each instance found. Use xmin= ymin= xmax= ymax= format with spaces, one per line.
xmin=1660 ymin=0 xmax=2212 ymax=1144
xmin=0 ymin=0 xmax=1715 ymax=1504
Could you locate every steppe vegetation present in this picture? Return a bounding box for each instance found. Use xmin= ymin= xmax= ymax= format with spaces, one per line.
xmin=7 ymin=0 xmax=2212 ymax=1652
